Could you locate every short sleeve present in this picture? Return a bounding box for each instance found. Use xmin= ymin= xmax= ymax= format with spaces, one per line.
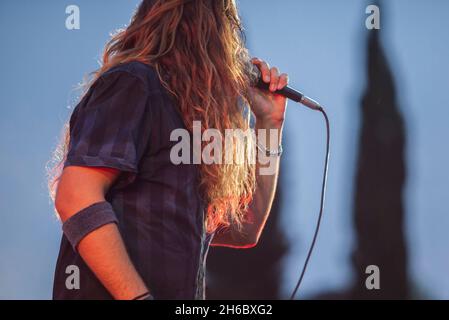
xmin=65 ymin=70 xmax=152 ymax=184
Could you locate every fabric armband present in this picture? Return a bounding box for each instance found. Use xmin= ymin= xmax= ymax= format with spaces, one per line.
xmin=62 ymin=201 xmax=118 ymax=251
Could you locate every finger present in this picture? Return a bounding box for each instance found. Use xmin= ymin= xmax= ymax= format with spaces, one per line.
xmin=269 ymin=67 xmax=280 ymax=92
xmin=277 ymin=73 xmax=289 ymax=90
xmin=251 ymin=57 xmax=271 ymax=83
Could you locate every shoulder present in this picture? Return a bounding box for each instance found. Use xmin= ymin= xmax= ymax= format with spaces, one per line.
xmin=99 ymin=61 xmax=163 ymax=95
xmin=75 ymin=62 xmax=163 ymax=116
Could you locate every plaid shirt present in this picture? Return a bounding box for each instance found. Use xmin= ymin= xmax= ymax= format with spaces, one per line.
xmin=53 ymin=61 xmax=213 ymax=300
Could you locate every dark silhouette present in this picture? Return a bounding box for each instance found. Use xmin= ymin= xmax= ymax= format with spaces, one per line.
xmin=349 ymin=27 xmax=409 ymax=299
xmin=313 ymin=5 xmax=409 ymax=300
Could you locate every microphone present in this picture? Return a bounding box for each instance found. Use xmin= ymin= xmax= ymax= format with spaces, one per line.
xmin=247 ymin=63 xmax=330 ymax=299
xmin=255 ymin=77 xmax=322 ymax=111
xmin=248 ymin=64 xmax=322 ymax=110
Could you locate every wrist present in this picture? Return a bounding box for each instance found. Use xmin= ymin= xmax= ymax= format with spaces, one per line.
xmin=132 ymin=291 xmax=154 ymax=300
xmin=255 ymin=117 xmax=284 ymax=131
xmin=256 ymin=120 xmax=284 ymax=146
xmin=115 ymin=280 xmax=150 ymax=300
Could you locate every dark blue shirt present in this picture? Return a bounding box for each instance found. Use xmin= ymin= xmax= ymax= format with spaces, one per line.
xmin=53 ymin=61 xmax=213 ymax=300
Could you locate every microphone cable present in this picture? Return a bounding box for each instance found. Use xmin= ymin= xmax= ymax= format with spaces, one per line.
xmin=290 ymin=106 xmax=330 ymax=300
xmin=253 ymin=74 xmax=330 ymax=299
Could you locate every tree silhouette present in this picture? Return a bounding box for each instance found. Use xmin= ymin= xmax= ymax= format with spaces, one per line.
xmin=312 ymin=3 xmax=409 ymax=300
xmin=349 ymin=26 xmax=409 ymax=299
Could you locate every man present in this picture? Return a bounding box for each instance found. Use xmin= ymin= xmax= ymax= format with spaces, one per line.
xmin=50 ymin=0 xmax=288 ymax=300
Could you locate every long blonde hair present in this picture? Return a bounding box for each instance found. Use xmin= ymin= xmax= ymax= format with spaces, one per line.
xmin=49 ymin=0 xmax=256 ymax=233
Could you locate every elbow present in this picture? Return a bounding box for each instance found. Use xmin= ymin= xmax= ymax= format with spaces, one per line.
xmin=234 ymin=231 xmax=261 ymax=249
xmin=243 ymin=233 xmax=260 ymax=248
xmin=239 ymin=242 xmax=258 ymax=249
xmin=212 ymin=229 xmax=261 ymax=249
xmin=210 ymin=214 xmax=266 ymax=248
xmin=54 ymin=186 xmax=83 ymax=222
xmin=54 ymin=188 xmax=69 ymax=221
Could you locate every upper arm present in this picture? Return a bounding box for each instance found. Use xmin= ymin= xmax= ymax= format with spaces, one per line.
xmin=55 ymin=166 xmax=120 ymax=222
xmin=55 ymin=69 xmax=154 ymax=221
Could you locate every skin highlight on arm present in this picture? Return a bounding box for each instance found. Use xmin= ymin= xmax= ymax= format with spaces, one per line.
xmin=55 ymin=166 xmax=150 ymax=300
xmin=212 ymin=58 xmax=287 ymax=248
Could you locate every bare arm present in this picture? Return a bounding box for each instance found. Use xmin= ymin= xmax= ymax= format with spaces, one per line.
xmin=212 ymin=58 xmax=288 ymax=248
xmin=55 ymin=166 xmax=150 ymax=300
xmin=211 ymin=142 xmax=281 ymax=248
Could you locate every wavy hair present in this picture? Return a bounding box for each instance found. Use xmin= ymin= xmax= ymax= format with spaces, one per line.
xmin=48 ymin=0 xmax=256 ymax=233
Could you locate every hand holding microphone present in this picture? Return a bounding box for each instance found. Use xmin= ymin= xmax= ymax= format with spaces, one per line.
xmin=250 ymin=57 xmax=322 ymax=111
xmin=246 ymin=57 xmax=290 ymax=130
